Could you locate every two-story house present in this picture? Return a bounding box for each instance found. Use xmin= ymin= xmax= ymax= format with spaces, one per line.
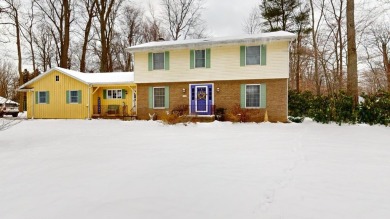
xmin=127 ymin=31 xmax=296 ymax=122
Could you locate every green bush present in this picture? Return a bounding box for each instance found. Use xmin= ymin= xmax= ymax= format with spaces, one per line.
xmin=288 ymin=90 xmax=313 ymax=117
xmin=288 ymin=90 xmax=389 ymax=126
xmin=358 ymin=91 xmax=390 ymax=126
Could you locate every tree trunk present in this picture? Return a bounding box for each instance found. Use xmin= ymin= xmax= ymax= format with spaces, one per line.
xmin=60 ymin=0 xmax=70 ymax=68
xmin=80 ymin=6 xmax=94 ymax=72
xmin=295 ymin=37 xmax=301 ymax=93
xmin=14 ymin=9 xmax=24 ymax=112
xmin=383 ymin=43 xmax=390 ymax=92
xmin=346 ymin=0 xmax=358 ymax=105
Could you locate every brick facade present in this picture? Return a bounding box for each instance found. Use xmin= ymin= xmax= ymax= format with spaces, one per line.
xmin=136 ymin=78 xmax=288 ymax=122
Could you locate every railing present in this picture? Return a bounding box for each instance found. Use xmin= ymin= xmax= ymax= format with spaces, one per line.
xmin=93 ymin=105 xmax=136 ymax=117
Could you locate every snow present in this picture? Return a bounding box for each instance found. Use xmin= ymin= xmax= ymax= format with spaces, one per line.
xmin=0 ymin=96 xmax=19 ymax=105
xmin=19 ymin=67 xmax=134 ymax=90
xmin=1 ymin=116 xmax=389 ymax=219
xmin=127 ymin=31 xmax=297 ymax=52
xmin=58 ymin=68 xmax=134 ymax=85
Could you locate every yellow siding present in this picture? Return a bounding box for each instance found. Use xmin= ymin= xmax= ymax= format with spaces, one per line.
xmin=25 ymin=70 xmax=91 ymax=119
xmin=134 ymin=41 xmax=290 ymax=83
xmin=92 ymin=86 xmax=136 ymax=114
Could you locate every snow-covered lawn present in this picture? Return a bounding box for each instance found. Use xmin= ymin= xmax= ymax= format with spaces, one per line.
xmin=1 ymin=116 xmax=389 ymax=219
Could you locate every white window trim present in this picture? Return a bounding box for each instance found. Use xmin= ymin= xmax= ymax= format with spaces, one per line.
xmin=55 ymin=75 xmax=60 ymax=82
xmin=194 ymin=49 xmax=206 ymax=68
xmin=245 ymin=84 xmax=261 ymax=109
xmin=38 ymin=91 xmax=48 ymax=104
xmin=245 ymin=45 xmax=262 ymax=66
xmin=153 ymin=52 xmax=165 ymax=70
xmin=69 ymin=90 xmax=79 ymax=104
xmin=106 ymin=89 xmax=122 ymax=99
xmin=153 ymin=87 xmax=165 ymax=109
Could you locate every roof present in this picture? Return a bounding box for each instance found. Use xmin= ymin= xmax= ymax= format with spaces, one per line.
xmin=0 ymin=96 xmax=19 ymax=105
xmin=127 ymin=31 xmax=297 ymax=52
xmin=19 ymin=67 xmax=134 ymax=90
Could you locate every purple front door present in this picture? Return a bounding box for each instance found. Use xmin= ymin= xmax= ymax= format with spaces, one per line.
xmin=190 ymin=84 xmax=213 ymax=115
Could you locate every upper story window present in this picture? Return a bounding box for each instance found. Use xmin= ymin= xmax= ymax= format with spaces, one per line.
xmin=107 ymin=89 xmax=122 ymax=99
xmin=148 ymin=51 xmax=170 ymax=71
xmin=195 ymin=50 xmax=206 ymax=68
xmin=240 ymin=45 xmax=267 ymax=66
xmin=153 ymin=53 xmax=165 ymax=70
xmin=55 ymin=75 xmax=60 ymax=81
xmin=246 ymin=46 xmax=261 ymax=65
xmin=190 ymin=49 xmax=210 ymax=69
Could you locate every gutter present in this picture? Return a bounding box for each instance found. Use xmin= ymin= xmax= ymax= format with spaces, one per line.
xmin=126 ymin=35 xmax=297 ymax=53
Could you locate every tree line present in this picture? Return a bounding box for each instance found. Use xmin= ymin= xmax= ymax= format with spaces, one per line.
xmin=1 ymin=0 xmax=389 ymax=108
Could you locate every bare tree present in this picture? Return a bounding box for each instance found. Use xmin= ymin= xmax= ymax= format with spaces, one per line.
xmin=364 ymin=24 xmax=390 ymax=92
xmin=34 ymin=0 xmax=73 ymax=68
xmin=243 ymin=6 xmax=262 ymax=34
xmin=346 ymin=0 xmax=358 ymax=104
xmin=79 ymin=0 xmax=96 ymax=72
xmin=94 ymin=0 xmax=123 ymax=72
xmin=160 ymin=0 xmax=206 ymax=40
xmin=116 ymin=3 xmax=143 ymax=71
xmin=2 ymin=0 xmax=24 ymax=111
xmin=20 ymin=1 xmax=37 ymax=71
xmin=34 ymin=22 xmax=55 ymax=71
xmin=309 ymin=0 xmax=325 ymax=95
xmin=0 ymin=59 xmax=17 ymax=99
xmin=142 ymin=3 xmax=168 ymax=42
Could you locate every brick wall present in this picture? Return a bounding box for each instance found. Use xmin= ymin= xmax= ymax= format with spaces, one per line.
xmin=137 ymin=79 xmax=288 ymax=122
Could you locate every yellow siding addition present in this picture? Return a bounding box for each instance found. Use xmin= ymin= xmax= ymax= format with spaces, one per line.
xmin=25 ymin=70 xmax=91 ymax=119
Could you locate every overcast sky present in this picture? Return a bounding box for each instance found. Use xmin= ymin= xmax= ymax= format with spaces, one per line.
xmin=135 ymin=0 xmax=259 ymax=37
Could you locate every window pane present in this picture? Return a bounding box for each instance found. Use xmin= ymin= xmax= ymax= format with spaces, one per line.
xmin=117 ymin=90 xmax=122 ymax=99
xmin=153 ymin=53 xmax=165 ymax=70
xmin=108 ymin=90 xmax=112 ymax=98
xmin=195 ymin=50 xmax=205 ymax=68
xmin=70 ymin=91 xmax=78 ymax=103
xmin=154 ymin=88 xmax=165 ymax=108
xmin=39 ymin=92 xmax=46 ymax=103
xmin=246 ymin=85 xmax=260 ymax=107
xmin=246 ymin=46 xmax=260 ymax=65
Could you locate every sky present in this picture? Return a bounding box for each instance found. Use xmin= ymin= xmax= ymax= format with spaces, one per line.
xmin=134 ymin=0 xmax=259 ymax=37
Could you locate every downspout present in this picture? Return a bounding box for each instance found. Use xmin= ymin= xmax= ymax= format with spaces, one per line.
xmin=88 ymin=84 xmax=92 ymax=120
xmin=31 ymin=89 xmax=34 ymax=119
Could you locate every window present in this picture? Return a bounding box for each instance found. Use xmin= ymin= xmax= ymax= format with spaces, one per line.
xmin=246 ymin=46 xmax=260 ymax=65
xmin=70 ymin=90 xmax=79 ymax=103
xmin=38 ymin=91 xmax=48 ymax=104
xmin=246 ymin=85 xmax=260 ymax=108
xmin=153 ymin=53 xmax=165 ymax=70
xmin=55 ymin=75 xmax=59 ymax=81
xmin=107 ymin=89 xmax=122 ymax=99
xmin=153 ymin=87 xmax=165 ymax=108
xmin=195 ymin=50 xmax=206 ymax=68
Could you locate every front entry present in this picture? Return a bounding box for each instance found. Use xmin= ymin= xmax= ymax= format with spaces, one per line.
xmin=190 ymin=84 xmax=213 ymax=115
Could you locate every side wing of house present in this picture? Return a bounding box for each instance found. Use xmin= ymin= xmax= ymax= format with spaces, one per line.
xmin=24 ymin=69 xmax=90 ymax=119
